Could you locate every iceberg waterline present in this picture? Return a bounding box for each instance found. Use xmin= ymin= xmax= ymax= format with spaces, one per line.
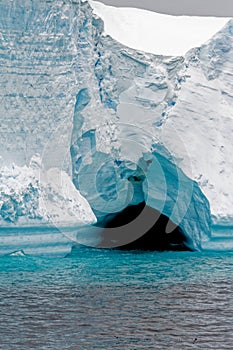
xmin=0 ymin=0 xmax=232 ymax=255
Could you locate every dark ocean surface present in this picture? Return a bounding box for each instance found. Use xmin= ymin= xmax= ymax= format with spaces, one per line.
xmin=0 ymin=246 xmax=233 ymax=349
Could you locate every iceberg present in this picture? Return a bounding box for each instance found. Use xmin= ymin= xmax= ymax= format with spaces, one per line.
xmin=0 ymin=0 xmax=233 ymax=254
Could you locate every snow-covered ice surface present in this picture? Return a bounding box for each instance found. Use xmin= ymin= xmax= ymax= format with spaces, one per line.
xmin=90 ymin=1 xmax=229 ymax=56
xmin=0 ymin=0 xmax=233 ymax=254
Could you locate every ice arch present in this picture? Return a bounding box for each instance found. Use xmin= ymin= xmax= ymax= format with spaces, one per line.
xmin=71 ymin=133 xmax=211 ymax=251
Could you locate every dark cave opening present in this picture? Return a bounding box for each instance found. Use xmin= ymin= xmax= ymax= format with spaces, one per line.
xmin=96 ymin=202 xmax=191 ymax=251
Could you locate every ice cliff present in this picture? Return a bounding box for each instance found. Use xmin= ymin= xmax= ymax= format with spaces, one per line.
xmin=0 ymin=0 xmax=232 ymax=254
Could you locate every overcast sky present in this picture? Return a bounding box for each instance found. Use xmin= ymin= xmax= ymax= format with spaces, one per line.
xmin=95 ymin=0 xmax=233 ymax=17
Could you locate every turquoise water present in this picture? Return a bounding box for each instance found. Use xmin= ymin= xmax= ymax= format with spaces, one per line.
xmin=1 ymin=247 xmax=233 ymax=349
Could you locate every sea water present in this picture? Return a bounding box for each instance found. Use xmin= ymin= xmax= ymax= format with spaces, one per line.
xmin=0 ymin=246 xmax=233 ymax=349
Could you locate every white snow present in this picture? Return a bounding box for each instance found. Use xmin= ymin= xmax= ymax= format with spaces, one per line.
xmin=90 ymin=0 xmax=229 ymax=56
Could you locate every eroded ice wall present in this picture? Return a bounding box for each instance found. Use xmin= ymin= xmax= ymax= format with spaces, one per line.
xmin=0 ymin=0 xmax=98 ymax=229
xmin=70 ymin=2 xmax=213 ymax=250
xmin=1 ymin=0 xmax=231 ymax=251
xmin=0 ymin=0 xmax=92 ymax=169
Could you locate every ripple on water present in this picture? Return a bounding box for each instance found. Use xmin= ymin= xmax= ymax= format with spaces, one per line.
xmin=0 ymin=249 xmax=233 ymax=349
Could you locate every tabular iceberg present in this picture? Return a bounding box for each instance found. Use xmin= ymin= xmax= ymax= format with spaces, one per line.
xmin=0 ymin=0 xmax=232 ymax=255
